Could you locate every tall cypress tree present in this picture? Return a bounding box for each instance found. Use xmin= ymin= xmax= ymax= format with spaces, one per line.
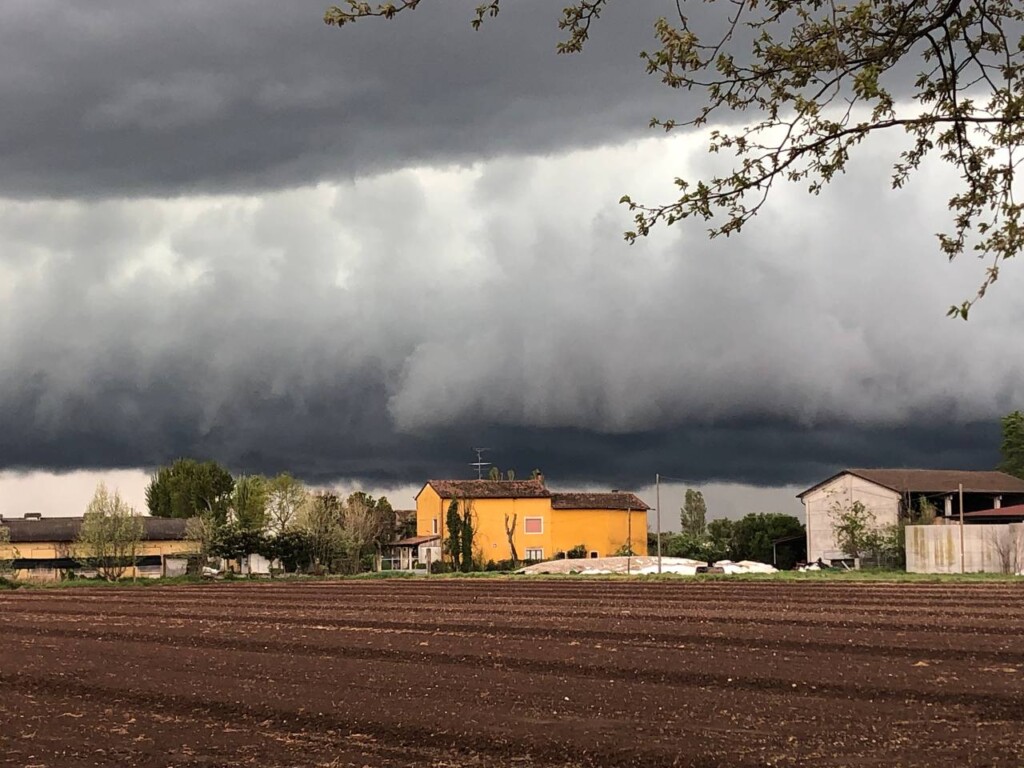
xmin=460 ymin=502 xmax=475 ymax=573
xmin=445 ymin=500 xmax=462 ymax=570
xmin=1000 ymin=411 xmax=1024 ymax=480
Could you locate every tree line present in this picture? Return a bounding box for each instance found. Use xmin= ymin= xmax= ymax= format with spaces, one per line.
xmin=145 ymin=458 xmax=399 ymax=575
xmin=65 ymin=459 xmax=403 ymax=580
xmin=650 ymin=489 xmax=806 ymax=569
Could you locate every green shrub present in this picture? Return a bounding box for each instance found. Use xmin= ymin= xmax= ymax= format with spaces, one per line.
xmin=484 ymin=559 xmax=519 ymax=572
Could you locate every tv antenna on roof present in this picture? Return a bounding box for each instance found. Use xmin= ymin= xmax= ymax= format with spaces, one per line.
xmin=470 ymin=447 xmax=492 ymax=479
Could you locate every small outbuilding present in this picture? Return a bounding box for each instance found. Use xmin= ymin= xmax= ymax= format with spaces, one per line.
xmin=385 ymin=534 xmax=441 ymax=570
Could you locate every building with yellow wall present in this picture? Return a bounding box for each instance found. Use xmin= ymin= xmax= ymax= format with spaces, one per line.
xmin=0 ymin=514 xmax=197 ymax=581
xmin=415 ymin=478 xmax=649 ymax=565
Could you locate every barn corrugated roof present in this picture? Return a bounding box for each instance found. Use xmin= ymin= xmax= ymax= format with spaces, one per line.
xmin=0 ymin=516 xmax=189 ymax=543
xmin=797 ymin=469 xmax=1024 ymax=498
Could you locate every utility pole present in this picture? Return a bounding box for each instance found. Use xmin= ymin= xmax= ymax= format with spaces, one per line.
xmin=959 ymin=482 xmax=965 ymax=574
xmin=626 ymin=504 xmax=632 ymax=576
xmin=655 ymin=472 xmax=694 ymax=571
xmin=656 ymin=473 xmax=662 ymax=574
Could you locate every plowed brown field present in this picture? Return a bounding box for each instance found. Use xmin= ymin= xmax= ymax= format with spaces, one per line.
xmin=1 ymin=580 xmax=1023 ymax=767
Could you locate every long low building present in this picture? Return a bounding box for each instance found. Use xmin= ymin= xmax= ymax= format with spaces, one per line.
xmin=0 ymin=514 xmax=196 ymax=581
xmin=415 ymin=477 xmax=650 ymax=566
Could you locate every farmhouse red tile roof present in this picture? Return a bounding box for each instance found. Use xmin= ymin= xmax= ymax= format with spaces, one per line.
xmin=798 ymin=469 xmax=1024 ymax=498
xmin=421 ymin=481 xmax=650 ymax=510
xmin=550 ymin=492 xmax=650 ymax=511
xmin=0 ymin=516 xmax=189 ymax=543
xmin=424 ymin=479 xmax=551 ymax=499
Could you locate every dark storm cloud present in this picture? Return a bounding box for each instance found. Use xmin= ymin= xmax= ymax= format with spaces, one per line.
xmin=0 ymin=136 xmax=1021 ymax=489
xmin=0 ymin=0 xmax=681 ymax=197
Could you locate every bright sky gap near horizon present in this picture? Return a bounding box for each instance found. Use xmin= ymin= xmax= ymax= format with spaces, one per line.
xmin=1 ymin=1 xmax=1022 ymax=521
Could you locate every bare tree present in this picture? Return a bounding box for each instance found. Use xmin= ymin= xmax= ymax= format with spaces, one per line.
xmin=76 ymin=484 xmax=144 ymax=581
xmin=1015 ymin=527 xmax=1024 ymax=576
xmin=986 ymin=527 xmax=1018 ymax=575
xmin=504 ymin=512 xmax=518 ymax=567
xmin=266 ymin=473 xmax=308 ymax=534
xmin=298 ymin=491 xmax=346 ymax=572
xmin=339 ymin=493 xmax=395 ymax=573
xmin=185 ymin=513 xmax=220 ymax=566
xmin=0 ymin=525 xmax=18 ymax=578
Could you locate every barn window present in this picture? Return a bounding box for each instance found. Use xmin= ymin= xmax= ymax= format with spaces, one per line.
xmin=524 ymin=517 xmax=543 ymax=534
xmin=589 ymin=551 xmax=599 ymax=558
xmin=525 ymin=548 xmax=544 ymax=561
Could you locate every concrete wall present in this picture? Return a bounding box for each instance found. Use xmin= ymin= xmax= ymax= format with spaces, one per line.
xmin=906 ymin=523 xmax=1024 ymax=574
xmin=803 ymin=474 xmax=901 ymax=562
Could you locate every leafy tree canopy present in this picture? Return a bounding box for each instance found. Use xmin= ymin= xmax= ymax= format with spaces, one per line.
xmin=146 ymin=459 xmax=235 ymax=522
xmin=210 ymin=523 xmax=269 ymax=562
xmin=265 ymin=529 xmax=316 ymax=573
xmin=731 ymin=512 xmax=804 ymax=565
xmin=326 ymin=0 xmax=1024 ymax=317
xmin=706 ymin=517 xmax=736 ymax=558
xmin=232 ymin=474 xmax=269 ymax=531
xmin=829 ymin=500 xmax=877 ymax=559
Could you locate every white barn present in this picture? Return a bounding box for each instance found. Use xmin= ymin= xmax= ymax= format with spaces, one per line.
xmin=798 ymin=469 xmax=1024 ymax=564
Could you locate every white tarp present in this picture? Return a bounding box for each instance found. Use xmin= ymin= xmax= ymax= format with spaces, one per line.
xmin=516 ymin=555 xmax=776 ymax=576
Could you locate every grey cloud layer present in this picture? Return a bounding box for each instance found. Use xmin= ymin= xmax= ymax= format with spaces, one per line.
xmin=0 ymin=0 xmax=673 ymax=197
xmin=1 ymin=140 xmax=1020 ymax=486
xmin=2 ymin=1 xmax=1020 ymax=489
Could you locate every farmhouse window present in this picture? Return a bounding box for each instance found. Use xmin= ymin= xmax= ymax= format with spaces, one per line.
xmin=431 ymin=518 xmax=438 ymax=535
xmin=525 ymin=548 xmax=543 ymax=560
xmin=589 ymin=551 xmax=599 ymax=558
xmin=524 ymin=517 xmax=543 ymax=534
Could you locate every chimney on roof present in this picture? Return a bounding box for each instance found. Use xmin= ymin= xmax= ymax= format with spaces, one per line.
xmin=24 ymin=512 xmax=42 ymax=520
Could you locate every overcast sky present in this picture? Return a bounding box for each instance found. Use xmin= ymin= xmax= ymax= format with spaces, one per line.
xmin=1 ymin=1 xmax=1021 ymax=521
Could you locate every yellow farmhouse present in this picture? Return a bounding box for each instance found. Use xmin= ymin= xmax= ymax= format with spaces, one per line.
xmin=415 ymin=478 xmax=649 ymax=565
xmin=0 ymin=514 xmax=197 ymax=581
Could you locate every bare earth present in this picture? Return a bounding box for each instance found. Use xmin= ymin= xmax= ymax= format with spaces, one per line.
xmin=1 ymin=580 xmax=1023 ymax=767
